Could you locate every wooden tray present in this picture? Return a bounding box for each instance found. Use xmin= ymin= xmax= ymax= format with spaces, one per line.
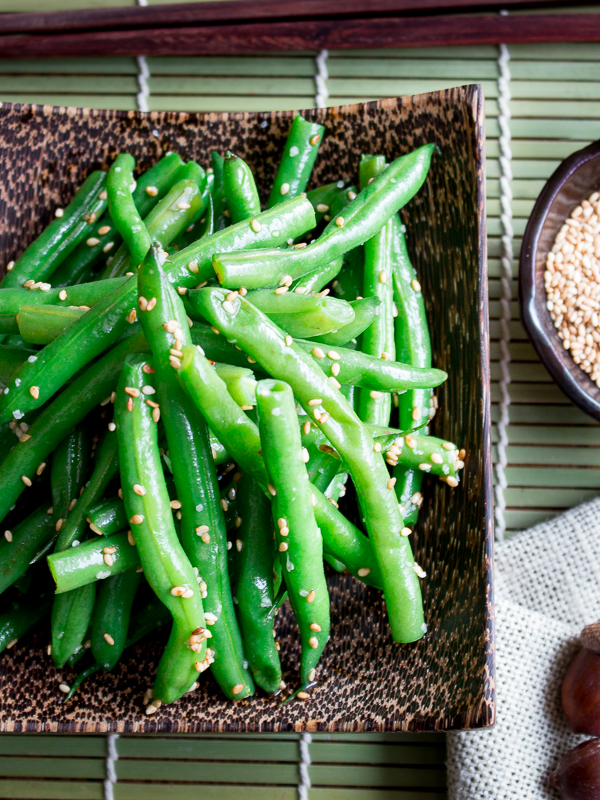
xmin=0 ymin=88 xmax=492 ymax=733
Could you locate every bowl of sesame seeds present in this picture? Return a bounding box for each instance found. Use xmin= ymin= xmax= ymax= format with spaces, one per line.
xmin=520 ymin=139 xmax=600 ymax=422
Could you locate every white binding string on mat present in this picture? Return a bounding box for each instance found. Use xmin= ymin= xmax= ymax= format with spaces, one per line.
xmin=104 ymin=733 xmax=119 ymax=800
xmin=298 ymin=732 xmax=312 ymax=800
xmin=315 ymin=50 xmax=329 ymax=108
xmin=495 ymin=34 xmax=513 ymax=542
xmin=136 ymin=0 xmax=150 ymax=112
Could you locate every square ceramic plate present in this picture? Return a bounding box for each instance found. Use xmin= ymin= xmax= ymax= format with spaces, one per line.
xmin=0 ymin=88 xmax=492 ymax=733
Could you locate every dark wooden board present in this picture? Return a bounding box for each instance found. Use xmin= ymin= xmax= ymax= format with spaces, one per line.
xmin=0 ymin=13 xmax=599 ymax=57
xmin=0 ymin=89 xmax=492 ymax=733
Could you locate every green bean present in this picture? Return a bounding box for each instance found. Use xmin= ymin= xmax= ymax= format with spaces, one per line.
xmin=391 ymin=217 xmax=433 ymax=525
xmin=115 ymin=353 xmax=207 ymax=707
xmin=306 ymin=182 xmax=345 ymax=225
xmin=189 ymin=289 xmax=424 ymax=642
xmin=0 ymin=345 xmax=36 ymax=387
xmin=256 ymin=379 xmax=330 ymax=691
xmin=0 ymin=277 xmax=128 ymax=318
xmin=87 ymin=497 xmax=128 ymax=537
xmin=214 ymin=363 xmax=257 ymax=408
xmin=290 ymin=258 xmax=343 ymax=297
xmin=101 ymin=176 xmax=204 ymax=279
xmin=91 ymin=569 xmax=141 ymax=671
xmin=214 ymin=145 xmax=434 ymax=290
xmin=18 ymin=305 xmax=86 ymax=345
xmin=176 ymin=344 xmax=383 ymax=589
xmin=357 ymin=155 xmax=395 ymax=426
xmin=0 ymin=506 xmax=55 ymax=595
xmin=311 ymin=297 xmax=380 ymax=347
xmin=223 ymin=152 xmax=261 ymax=223
xmin=0 ymin=585 xmax=52 ymax=654
xmin=47 ymin=530 xmax=140 ymax=594
xmin=234 ymin=474 xmax=282 ymax=693
xmin=1 ymin=171 xmax=108 ymax=289
xmin=107 ymin=154 xmax=151 ymax=268
xmin=55 ymin=432 xmax=119 ymax=551
xmin=211 ymin=152 xmax=230 ymax=231
xmin=132 ymin=152 xmax=186 ymax=218
xmin=174 ymin=192 xmax=213 ymax=250
xmin=0 ymin=332 xmax=149 ymax=524
xmin=50 ymin=424 xmax=91 ymax=537
xmin=137 ymin=245 xmax=254 ymax=701
xmin=0 ymin=197 xmax=315 ymax=424
xmin=242 ymin=289 xmax=355 ymax=339
xmin=268 ymin=114 xmax=325 ymax=208
xmin=332 ymin=247 xmax=364 ymax=301
xmin=51 ymin=582 xmax=96 ymax=668
xmin=385 ymin=433 xmax=460 ymax=481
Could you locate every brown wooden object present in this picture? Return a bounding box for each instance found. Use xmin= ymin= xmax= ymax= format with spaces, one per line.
xmin=0 ymin=90 xmax=492 ymax=733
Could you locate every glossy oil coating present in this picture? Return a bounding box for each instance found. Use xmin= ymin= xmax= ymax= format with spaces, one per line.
xmin=48 ymin=530 xmax=139 ymax=594
xmin=267 ymin=114 xmax=325 ymax=209
xmin=107 ymin=153 xmax=150 ymax=269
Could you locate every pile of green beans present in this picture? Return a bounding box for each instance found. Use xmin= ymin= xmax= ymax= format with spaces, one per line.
xmin=0 ymin=114 xmax=465 ymax=710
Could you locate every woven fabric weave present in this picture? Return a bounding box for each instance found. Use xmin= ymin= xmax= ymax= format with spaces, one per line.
xmin=447 ymin=497 xmax=600 ymax=799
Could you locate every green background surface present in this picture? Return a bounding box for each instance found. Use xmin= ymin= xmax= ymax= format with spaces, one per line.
xmin=1 ymin=5 xmax=599 ymax=794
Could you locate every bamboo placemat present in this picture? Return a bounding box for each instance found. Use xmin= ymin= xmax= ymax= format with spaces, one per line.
xmin=0 ymin=30 xmax=599 ymax=799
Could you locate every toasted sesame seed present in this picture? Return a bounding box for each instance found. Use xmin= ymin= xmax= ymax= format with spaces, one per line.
xmin=312 ymin=347 xmax=325 ymax=359
xmin=320 ymin=413 xmax=330 ymax=424
xmin=309 ymin=623 xmax=321 ymax=632
xmin=177 ymin=201 xmax=191 ymax=210
xmin=98 ymin=225 xmax=111 ymax=236
xmin=307 ymin=636 xmax=318 ymax=649
xmin=146 ymin=297 xmax=157 ymax=311
xmin=19 ymin=433 xmax=31 ymax=442
xmin=414 ymin=563 xmax=427 ymax=578
xmin=58 ymin=289 xmax=67 ymax=301
xmin=169 ymin=357 xmax=182 ymax=370
xmin=30 ymin=385 xmax=40 ymax=400
xmin=379 ymin=269 xmax=388 ymax=284
xmin=306 ymin=589 xmax=316 ymax=603
xmin=232 ymin=683 xmax=244 ymax=695
xmin=431 ymin=453 xmax=443 ymax=464
xmin=277 ymin=518 xmax=287 ymax=529
xmin=280 ymin=182 xmax=290 ymax=196
xmin=6 ymin=260 xmax=14 ymax=271
xmin=124 ymin=387 xmax=140 ymax=398
xmin=298 ymin=691 xmax=310 ymax=700
xmin=442 ymin=442 xmax=456 ymax=451
xmin=130 ymin=514 xmax=144 ymax=525
xmin=295 ymin=286 xmax=307 ymax=294
xmin=411 ymin=279 xmax=421 ymax=292
xmin=108 ymin=422 xmax=116 ymax=432
xmin=21 ymin=476 xmax=32 ymax=487
xmin=309 ymin=134 xmax=321 ymax=145
xmin=4 ymin=530 xmax=12 ymax=542
xmin=201 ymin=532 xmax=211 ymax=544
xmin=412 ymin=407 xmax=422 ymax=421
xmin=58 ymin=683 xmax=70 ymax=693
xmin=87 ymin=237 xmax=100 ymax=247
xmin=220 ymin=498 xmax=229 ymax=512
xmin=247 ymin=356 xmax=257 ymax=363
xmin=369 ymin=390 xmax=383 ymax=399
xmin=127 ymin=530 xmax=136 ymax=546
xmin=55 ymin=208 xmax=64 ymax=218
xmin=278 ymin=542 xmax=288 ymax=552
xmin=267 ymin=483 xmax=277 ymax=496
xmin=419 ymin=463 xmax=432 ymax=472
xmin=373 ymin=442 xmax=382 ymax=452
xmin=171 ymin=586 xmax=186 ymax=597
xmin=310 ymin=493 xmax=316 ymax=507
xmin=405 ymin=436 xmax=416 ymax=448
xmin=327 ymin=350 xmax=341 ymax=361
xmin=279 ymin=526 xmax=289 ymax=537
xmin=251 ymin=219 xmax=261 ymax=232
xmin=308 ymin=398 xmax=322 ymax=407
xmin=316 ymin=203 xmax=329 ymax=213
xmin=103 ymin=633 xmax=115 ymax=645
xmin=401 ymin=527 xmax=412 ymax=537
xmin=126 ymin=309 xmax=137 ymax=324
xmin=335 ymin=216 xmax=344 ymax=227
xmin=387 ymin=478 xmax=397 ymax=490
xmin=103 ymin=554 xmax=114 ymax=567
xmin=446 ymin=476 xmax=459 ymax=487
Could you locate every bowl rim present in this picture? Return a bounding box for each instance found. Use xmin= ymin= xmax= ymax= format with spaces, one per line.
xmin=519 ymin=138 xmax=600 ymax=422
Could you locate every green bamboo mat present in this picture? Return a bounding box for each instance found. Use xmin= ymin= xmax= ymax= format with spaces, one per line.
xmin=1 ymin=33 xmax=600 ymax=799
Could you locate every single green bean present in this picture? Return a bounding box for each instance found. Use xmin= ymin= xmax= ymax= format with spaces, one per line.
xmin=311 ymin=297 xmax=380 ymax=347
xmin=47 ymin=530 xmax=140 ymax=594
xmin=242 ymin=289 xmax=355 ymax=339
xmin=290 ymin=258 xmax=343 ymax=296
xmin=51 ymin=582 xmax=96 ymax=668
xmin=214 ymin=145 xmax=434 ymax=290
xmin=256 ymin=379 xmax=330 ymax=691
xmin=91 ymin=569 xmax=141 ymax=671
xmin=211 ymin=152 xmax=229 ymax=231
xmin=132 ymin=152 xmax=186 ymax=218
xmin=115 ymin=353 xmax=207 ymax=707
xmin=18 ymin=305 xmax=86 ymax=345
xmin=1 ymin=171 xmax=108 ymax=289
xmin=234 ymin=474 xmax=282 ymax=693
xmin=107 ymin=154 xmax=151 ymax=268
xmin=189 ymin=289 xmax=425 ymax=642
xmin=0 ymin=277 xmax=128 ymax=317
xmin=223 ymin=152 xmax=261 ymax=223
xmin=87 ymin=497 xmax=128 ymax=537
xmin=137 ymin=245 xmax=253 ymax=701
xmin=0 ymin=506 xmax=55 ymax=594
xmin=0 ymin=197 xmax=316 ymax=424
xmin=268 ymin=114 xmax=325 ymax=208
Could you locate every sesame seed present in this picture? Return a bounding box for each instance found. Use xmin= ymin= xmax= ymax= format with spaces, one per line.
xmin=298 ymin=691 xmax=310 ymax=700
xmin=310 ymin=493 xmax=316 ymax=507
xmin=431 ymin=453 xmax=443 ymax=464
xmin=103 ymin=554 xmax=114 ymax=567
xmin=280 ymin=182 xmax=290 ymax=196
xmin=280 ymin=526 xmax=289 ymax=536
xmin=411 ymin=279 xmax=421 ymax=292
xmin=316 ymin=203 xmax=329 ymax=213
xmin=280 ymin=274 xmax=293 ymax=286
xmin=4 ymin=531 xmax=12 ymax=542
xmin=309 ymin=134 xmax=321 ymax=145
xmin=373 ymin=442 xmax=382 ymax=452
xmin=419 ymin=463 xmax=432 ymax=472
xmin=232 ymin=684 xmax=244 ymax=695
xmin=387 ymin=478 xmax=397 ymax=490
xmin=103 ymin=242 xmax=115 ymax=253
xmin=169 ymin=358 xmax=182 ymax=370
xmin=201 ymin=532 xmax=211 ymax=544
xmin=21 ymin=476 xmax=32 ymax=487
xmin=446 ymin=476 xmax=459 ymax=487
xmin=284 ymin=334 xmax=293 ymax=347
xmin=295 ymin=286 xmax=307 ymax=294
xmin=369 ymin=390 xmax=383 ymax=399
xmin=278 ymin=518 xmax=287 ymax=529
xmin=133 ymin=484 xmax=146 ymax=496
xmin=327 ymin=350 xmax=341 ymax=361
xmin=146 ymin=186 xmax=158 ymax=196
xmin=177 ymin=201 xmax=191 ymax=210
xmin=55 ymin=208 xmax=64 ymax=218
xmin=319 ymin=413 xmax=330 ymax=424
xmin=414 ymin=563 xmax=427 ymax=578
xmin=274 ymin=286 xmax=288 ymax=295
xmin=293 ymin=242 xmax=308 ymax=249
xmin=308 ymin=398 xmax=322 ymax=407
xmin=58 ymin=683 xmax=71 ymax=693
xmin=19 ymin=433 xmax=31 ymax=443
xmin=442 ymin=442 xmax=456 ymax=451
xmin=379 ymin=270 xmax=388 ymax=284
xmin=247 ymin=356 xmax=257 ymax=364
xmin=221 ymin=498 xmax=229 ymax=512
xmin=251 ymin=219 xmax=261 ymax=232
xmin=405 ymin=436 xmax=416 ymax=448
xmin=357 ymin=567 xmax=371 ymax=577
xmin=312 ymin=347 xmax=325 ymax=359
xmin=98 ymin=225 xmax=111 ymax=236
xmin=267 ymin=483 xmax=277 ymax=497
xmin=86 ymin=237 xmax=100 ymax=247
xmin=146 ymin=297 xmax=157 ymax=311
xmin=335 ymin=217 xmax=344 ymax=227
xmin=278 ymin=542 xmax=288 ymax=552
xmin=171 ymin=586 xmax=186 ymax=596
xmin=104 ymin=633 xmax=115 ymax=645
xmin=130 ymin=514 xmax=144 ymax=525
xmin=235 ymin=516 xmax=242 ymax=528
xmin=30 ymin=386 xmax=40 ymax=400
xmin=309 ymin=623 xmax=321 ymax=632
xmin=301 ymin=447 xmax=310 ymax=463
xmin=306 ymin=589 xmax=316 ymax=603
xmin=124 ymin=387 xmax=140 ymax=398
xmin=401 ymin=527 xmax=412 ymax=537
xmin=128 ymin=530 xmax=136 ymax=546
xmin=126 ymin=309 xmax=137 ymax=324
xmin=170 ymin=500 xmax=182 ymax=510
xmin=6 ymin=261 xmax=14 ymax=271
xmin=108 ymin=422 xmax=116 ymax=432
xmin=307 ymin=636 xmax=319 ymax=649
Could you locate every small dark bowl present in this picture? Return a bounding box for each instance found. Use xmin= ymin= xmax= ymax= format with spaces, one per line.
xmin=520 ymin=139 xmax=600 ymax=422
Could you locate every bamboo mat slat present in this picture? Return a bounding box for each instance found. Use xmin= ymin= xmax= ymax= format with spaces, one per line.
xmin=1 ymin=33 xmax=600 ymax=798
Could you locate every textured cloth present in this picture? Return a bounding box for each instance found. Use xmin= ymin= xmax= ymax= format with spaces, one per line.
xmin=447 ymin=497 xmax=600 ymax=799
